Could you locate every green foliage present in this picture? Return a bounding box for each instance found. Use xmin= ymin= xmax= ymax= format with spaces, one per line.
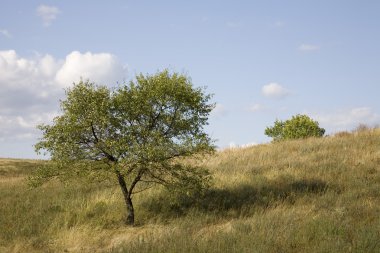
xmin=33 ymin=70 xmax=215 ymax=224
xmin=265 ymin=114 xmax=325 ymax=141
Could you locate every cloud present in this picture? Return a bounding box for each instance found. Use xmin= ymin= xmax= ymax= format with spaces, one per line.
xmin=201 ymin=17 xmax=209 ymax=23
xmin=56 ymin=51 xmax=126 ymax=87
xmin=211 ymin=103 xmax=227 ymax=118
xmin=262 ymin=83 xmax=290 ymax=99
xmin=0 ymin=113 xmax=58 ymax=141
xmin=312 ymin=107 xmax=380 ymax=132
xmin=36 ymin=5 xmax=60 ymax=26
xmin=249 ymin=103 xmax=265 ymax=112
xmin=299 ymin=44 xmax=320 ymax=51
xmin=0 ymin=29 xmax=12 ymax=38
xmin=273 ymin=21 xmax=285 ymax=28
xmin=240 ymin=142 xmax=258 ymax=148
xmin=225 ymin=141 xmax=258 ymax=150
xmin=226 ymin=21 xmax=242 ymax=28
xmin=0 ymin=50 xmax=127 ymax=142
xmin=228 ymin=142 xmax=237 ymax=149
xmin=0 ymin=50 xmax=60 ymax=97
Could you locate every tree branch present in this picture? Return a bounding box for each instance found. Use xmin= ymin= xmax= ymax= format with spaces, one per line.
xmin=128 ymin=168 xmax=145 ymax=197
xmin=91 ymin=124 xmax=99 ymax=143
xmin=145 ymin=169 xmax=169 ymax=185
xmin=131 ymin=185 xmax=155 ymax=195
xmin=149 ymin=104 xmax=164 ymax=130
xmin=90 ymin=122 xmax=117 ymax=162
xmin=163 ymin=104 xmax=179 ymax=137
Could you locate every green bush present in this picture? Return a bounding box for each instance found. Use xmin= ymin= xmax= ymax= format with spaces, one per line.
xmin=265 ymin=114 xmax=325 ymax=142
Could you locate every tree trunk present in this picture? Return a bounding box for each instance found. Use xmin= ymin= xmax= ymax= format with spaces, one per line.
xmin=124 ymin=194 xmax=134 ymax=225
xmin=116 ymin=171 xmax=135 ymax=225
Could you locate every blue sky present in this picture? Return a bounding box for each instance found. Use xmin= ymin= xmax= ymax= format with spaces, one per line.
xmin=1 ymin=0 xmax=380 ymax=158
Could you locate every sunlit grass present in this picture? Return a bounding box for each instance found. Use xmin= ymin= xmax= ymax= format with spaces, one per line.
xmin=1 ymin=128 xmax=379 ymax=252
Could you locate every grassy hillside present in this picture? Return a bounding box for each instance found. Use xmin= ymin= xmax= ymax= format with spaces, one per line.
xmin=1 ymin=128 xmax=380 ymax=252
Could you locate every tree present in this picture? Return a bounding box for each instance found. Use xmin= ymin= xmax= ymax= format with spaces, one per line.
xmin=265 ymin=114 xmax=325 ymax=142
xmin=33 ymin=70 xmax=215 ymax=225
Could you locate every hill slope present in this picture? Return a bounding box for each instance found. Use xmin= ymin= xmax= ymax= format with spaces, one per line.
xmin=1 ymin=129 xmax=379 ymax=252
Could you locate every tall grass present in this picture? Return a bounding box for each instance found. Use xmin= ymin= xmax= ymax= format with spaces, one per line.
xmin=1 ymin=128 xmax=379 ymax=252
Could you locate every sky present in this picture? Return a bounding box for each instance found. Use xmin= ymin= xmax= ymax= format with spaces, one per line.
xmin=1 ymin=0 xmax=380 ymax=158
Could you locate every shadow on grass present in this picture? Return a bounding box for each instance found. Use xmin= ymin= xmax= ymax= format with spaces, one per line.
xmin=141 ymin=178 xmax=328 ymax=219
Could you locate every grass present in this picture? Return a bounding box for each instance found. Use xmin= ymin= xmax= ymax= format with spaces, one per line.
xmin=1 ymin=128 xmax=380 ymax=252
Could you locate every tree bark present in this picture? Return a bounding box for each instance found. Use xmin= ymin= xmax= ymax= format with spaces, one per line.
xmin=116 ymin=171 xmax=135 ymax=225
xmin=125 ymin=194 xmax=134 ymax=225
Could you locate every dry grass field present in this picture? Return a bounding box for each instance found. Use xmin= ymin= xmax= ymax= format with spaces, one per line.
xmin=1 ymin=128 xmax=379 ymax=252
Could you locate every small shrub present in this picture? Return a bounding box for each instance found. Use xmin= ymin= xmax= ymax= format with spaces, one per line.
xmin=265 ymin=114 xmax=325 ymax=142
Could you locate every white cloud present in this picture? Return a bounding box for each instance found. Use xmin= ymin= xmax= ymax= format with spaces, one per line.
xmin=0 ymin=29 xmax=12 ymax=38
xmin=0 ymin=50 xmax=60 ymax=95
xmin=36 ymin=5 xmax=60 ymax=26
xmin=201 ymin=17 xmax=209 ymax=23
xmin=0 ymin=113 xmax=58 ymax=141
xmin=249 ymin=103 xmax=265 ymax=112
xmin=0 ymin=50 xmax=127 ymax=142
xmin=273 ymin=21 xmax=285 ymax=28
xmin=312 ymin=107 xmax=380 ymax=132
xmin=262 ymin=83 xmax=290 ymax=99
xmin=211 ymin=103 xmax=227 ymax=118
xmin=229 ymin=142 xmax=237 ymax=149
xmin=56 ymin=51 xmax=126 ymax=87
xmin=299 ymin=44 xmax=320 ymax=51
xmin=226 ymin=21 xmax=242 ymax=28
xmin=240 ymin=142 xmax=258 ymax=148
xmin=225 ymin=141 xmax=258 ymax=150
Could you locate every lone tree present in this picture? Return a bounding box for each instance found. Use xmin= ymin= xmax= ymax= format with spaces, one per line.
xmin=265 ymin=114 xmax=325 ymax=142
xmin=33 ymin=70 xmax=215 ymax=225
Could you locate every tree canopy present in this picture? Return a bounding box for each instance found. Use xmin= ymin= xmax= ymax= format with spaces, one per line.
xmin=33 ymin=70 xmax=215 ymax=225
xmin=265 ymin=114 xmax=325 ymax=142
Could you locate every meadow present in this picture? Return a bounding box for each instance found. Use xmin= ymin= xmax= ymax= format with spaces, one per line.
xmin=1 ymin=128 xmax=379 ymax=252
